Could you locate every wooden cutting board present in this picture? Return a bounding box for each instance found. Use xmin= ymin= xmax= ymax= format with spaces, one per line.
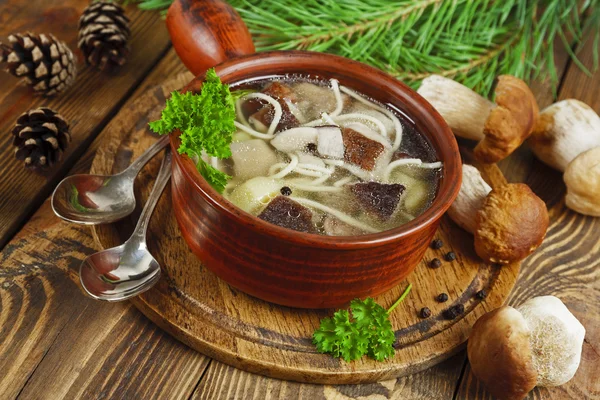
xmin=91 ymin=73 xmax=519 ymax=384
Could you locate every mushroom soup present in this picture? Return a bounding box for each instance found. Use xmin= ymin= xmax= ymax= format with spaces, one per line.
xmin=207 ymin=76 xmax=443 ymax=235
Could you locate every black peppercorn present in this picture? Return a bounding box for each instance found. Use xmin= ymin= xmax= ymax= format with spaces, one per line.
xmin=306 ymin=143 xmax=317 ymax=154
xmin=429 ymin=258 xmax=442 ymax=269
xmin=280 ymin=186 xmax=292 ymax=196
xmin=419 ymin=307 xmax=432 ymax=319
xmin=476 ymin=289 xmax=487 ymax=300
xmin=430 ymin=239 xmax=444 ymax=249
xmin=436 ymin=293 xmax=449 ymax=303
xmin=444 ymin=251 xmax=456 ymax=261
xmin=443 ymin=304 xmax=465 ymax=320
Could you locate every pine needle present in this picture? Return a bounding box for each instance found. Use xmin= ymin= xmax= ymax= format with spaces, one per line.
xmin=127 ymin=0 xmax=599 ymax=96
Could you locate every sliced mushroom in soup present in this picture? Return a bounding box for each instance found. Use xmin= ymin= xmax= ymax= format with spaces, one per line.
xmin=212 ymin=76 xmax=443 ymax=235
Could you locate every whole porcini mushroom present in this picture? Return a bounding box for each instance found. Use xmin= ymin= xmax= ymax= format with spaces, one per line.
xmin=563 ymin=146 xmax=600 ymax=217
xmin=528 ymin=99 xmax=600 ymax=172
xmin=468 ymin=296 xmax=586 ymax=400
xmin=447 ymin=165 xmax=549 ymax=264
xmin=418 ymin=75 xmax=539 ymax=164
xmin=527 ymin=99 xmax=600 ymax=216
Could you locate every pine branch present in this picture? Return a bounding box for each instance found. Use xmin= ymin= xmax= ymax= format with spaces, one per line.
xmin=293 ymin=0 xmax=444 ymax=49
xmin=128 ymin=0 xmax=599 ymax=97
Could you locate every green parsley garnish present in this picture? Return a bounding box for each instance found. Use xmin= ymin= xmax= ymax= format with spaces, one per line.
xmin=313 ymin=284 xmax=412 ymax=362
xmin=149 ymin=68 xmax=235 ymax=193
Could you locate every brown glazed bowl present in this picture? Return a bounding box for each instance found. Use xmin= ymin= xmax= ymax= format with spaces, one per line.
xmin=170 ymin=51 xmax=462 ymax=308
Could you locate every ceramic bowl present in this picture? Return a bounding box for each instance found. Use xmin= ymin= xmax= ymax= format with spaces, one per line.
xmin=170 ymin=51 xmax=461 ymax=308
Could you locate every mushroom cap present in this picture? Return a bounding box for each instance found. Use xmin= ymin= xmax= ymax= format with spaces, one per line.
xmin=529 ymin=99 xmax=600 ymax=172
xmin=564 ymin=146 xmax=600 ymax=216
xmin=447 ymin=165 xmax=492 ymax=234
xmin=467 ymin=306 xmax=538 ymax=400
xmin=516 ymin=296 xmax=586 ymax=386
xmin=474 ymin=183 xmax=549 ymax=264
xmin=475 ymin=75 xmax=539 ymax=163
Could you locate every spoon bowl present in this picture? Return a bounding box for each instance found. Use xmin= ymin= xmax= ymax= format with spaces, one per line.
xmin=80 ymin=150 xmax=172 ymax=301
xmin=52 ymin=135 xmax=169 ymax=225
xmin=52 ymin=173 xmax=136 ymax=225
xmin=80 ymin=240 xmax=161 ymax=301
xmin=79 ymin=240 xmax=160 ymax=301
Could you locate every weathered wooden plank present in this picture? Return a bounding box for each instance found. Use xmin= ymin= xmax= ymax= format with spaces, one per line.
xmin=0 ymin=50 xmax=209 ymax=400
xmin=0 ymin=0 xmax=171 ymax=250
xmin=192 ymin=355 xmax=466 ymax=400
xmin=0 ymin=5 xmax=597 ymax=400
xmin=455 ymin=34 xmax=600 ymax=400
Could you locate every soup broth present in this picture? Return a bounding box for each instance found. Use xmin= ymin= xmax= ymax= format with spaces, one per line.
xmin=210 ymin=76 xmax=442 ymax=236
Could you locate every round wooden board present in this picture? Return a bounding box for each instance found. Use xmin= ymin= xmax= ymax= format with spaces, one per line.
xmin=91 ymin=74 xmax=519 ymax=384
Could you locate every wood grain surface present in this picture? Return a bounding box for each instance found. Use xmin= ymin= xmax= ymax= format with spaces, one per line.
xmin=0 ymin=2 xmax=598 ymax=398
xmin=0 ymin=0 xmax=171 ymax=250
xmin=89 ymin=73 xmax=520 ymax=384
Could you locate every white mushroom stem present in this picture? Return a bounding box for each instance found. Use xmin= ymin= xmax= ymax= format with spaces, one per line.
xmin=447 ymin=165 xmax=492 ymax=233
xmin=564 ymin=146 xmax=600 ymax=217
xmin=529 ymin=99 xmax=600 ymax=172
xmin=417 ymin=75 xmax=494 ymax=141
xmin=516 ymin=296 xmax=586 ymax=387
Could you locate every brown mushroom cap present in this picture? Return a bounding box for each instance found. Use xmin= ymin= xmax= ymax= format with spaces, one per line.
xmin=468 ymin=306 xmax=538 ymax=400
xmin=474 ymin=76 xmax=539 ymax=163
xmin=474 ymin=183 xmax=549 ymax=264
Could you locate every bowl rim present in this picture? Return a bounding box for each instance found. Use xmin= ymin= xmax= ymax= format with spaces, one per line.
xmin=170 ymin=50 xmax=462 ymax=249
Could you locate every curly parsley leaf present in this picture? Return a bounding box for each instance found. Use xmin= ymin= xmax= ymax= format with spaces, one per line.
xmin=197 ymin=158 xmax=230 ymax=194
xmin=149 ymin=68 xmax=235 ymax=192
xmin=351 ymin=297 xmax=397 ymax=361
xmin=313 ymin=284 xmax=412 ymax=362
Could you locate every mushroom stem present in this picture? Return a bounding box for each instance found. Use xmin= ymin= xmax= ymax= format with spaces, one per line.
xmin=447 ymin=165 xmax=491 ymax=233
xmin=564 ymin=146 xmax=600 ymax=217
xmin=528 ymin=99 xmax=600 ymax=172
xmin=417 ymin=75 xmax=493 ymax=141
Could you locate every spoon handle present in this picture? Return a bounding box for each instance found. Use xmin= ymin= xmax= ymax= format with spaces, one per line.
xmin=133 ymin=150 xmax=172 ymax=239
xmin=123 ymin=135 xmax=170 ymax=179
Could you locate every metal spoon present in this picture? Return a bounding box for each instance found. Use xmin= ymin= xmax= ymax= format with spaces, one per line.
xmin=51 ymin=135 xmax=170 ymax=225
xmin=79 ymin=150 xmax=172 ymax=301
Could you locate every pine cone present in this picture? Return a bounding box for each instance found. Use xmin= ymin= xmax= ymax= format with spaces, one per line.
xmin=0 ymin=33 xmax=77 ymax=97
xmin=12 ymin=108 xmax=71 ymax=170
xmin=78 ymin=2 xmax=131 ymax=71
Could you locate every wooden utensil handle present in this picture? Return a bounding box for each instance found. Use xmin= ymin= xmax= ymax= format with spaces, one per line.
xmin=166 ymin=0 xmax=255 ymax=76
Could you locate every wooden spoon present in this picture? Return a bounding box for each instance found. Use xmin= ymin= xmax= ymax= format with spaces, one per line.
xmin=166 ymin=0 xmax=255 ymax=75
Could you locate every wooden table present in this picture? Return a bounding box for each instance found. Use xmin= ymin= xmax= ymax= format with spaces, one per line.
xmin=0 ymin=2 xmax=598 ymax=399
